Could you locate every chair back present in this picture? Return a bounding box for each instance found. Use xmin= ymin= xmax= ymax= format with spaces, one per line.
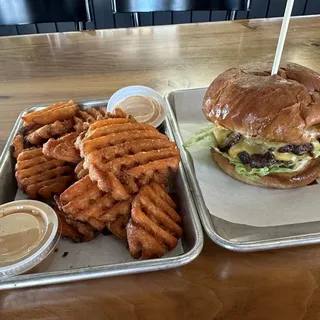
xmin=111 ymin=0 xmax=250 ymax=12
xmin=0 ymin=0 xmax=91 ymax=25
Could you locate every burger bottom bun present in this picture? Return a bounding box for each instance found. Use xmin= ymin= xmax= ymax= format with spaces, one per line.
xmin=211 ymin=148 xmax=320 ymax=189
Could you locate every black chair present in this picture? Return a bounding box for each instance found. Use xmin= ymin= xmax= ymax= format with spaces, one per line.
xmin=111 ymin=0 xmax=251 ymax=26
xmin=0 ymin=0 xmax=92 ymax=33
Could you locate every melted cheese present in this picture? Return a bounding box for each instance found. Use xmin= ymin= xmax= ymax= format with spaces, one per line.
xmin=212 ymin=124 xmax=315 ymax=163
xmin=228 ymin=140 xmax=263 ymax=159
xmin=312 ymin=140 xmax=320 ymax=152
xmin=212 ymin=125 xmax=231 ymax=145
xmin=273 ymin=152 xmax=298 ymax=162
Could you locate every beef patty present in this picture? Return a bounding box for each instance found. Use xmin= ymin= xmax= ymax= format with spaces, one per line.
xmin=237 ymin=151 xmax=278 ymax=169
xmin=278 ymin=143 xmax=313 ymax=155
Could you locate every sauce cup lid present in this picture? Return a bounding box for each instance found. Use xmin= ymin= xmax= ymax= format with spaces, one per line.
xmin=0 ymin=200 xmax=60 ymax=277
xmin=107 ymin=86 xmax=166 ymax=128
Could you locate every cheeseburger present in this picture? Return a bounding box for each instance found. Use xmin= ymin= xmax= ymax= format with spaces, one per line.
xmin=195 ymin=62 xmax=320 ymax=188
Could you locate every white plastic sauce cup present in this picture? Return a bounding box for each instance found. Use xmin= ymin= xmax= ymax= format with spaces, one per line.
xmin=107 ymin=85 xmax=167 ymax=128
xmin=0 ymin=200 xmax=60 ymax=278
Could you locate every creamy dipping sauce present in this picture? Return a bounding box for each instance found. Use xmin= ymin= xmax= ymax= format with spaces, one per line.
xmin=0 ymin=207 xmax=51 ymax=268
xmin=115 ymin=95 xmax=165 ymax=127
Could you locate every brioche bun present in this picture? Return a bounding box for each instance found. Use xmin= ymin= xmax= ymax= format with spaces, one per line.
xmin=204 ymin=62 xmax=320 ymax=188
xmin=203 ymin=62 xmax=320 ymax=144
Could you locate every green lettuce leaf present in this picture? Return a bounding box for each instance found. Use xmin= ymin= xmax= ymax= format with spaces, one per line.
xmin=184 ymin=125 xmax=311 ymax=181
xmin=313 ymin=150 xmax=320 ymax=158
xmin=183 ymin=125 xmax=214 ymax=148
xmin=213 ymin=147 xmax=308 ymax=181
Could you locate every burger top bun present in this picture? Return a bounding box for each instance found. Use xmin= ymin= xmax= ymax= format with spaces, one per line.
xmin=202 ymin=62 xmax=320 ymax=144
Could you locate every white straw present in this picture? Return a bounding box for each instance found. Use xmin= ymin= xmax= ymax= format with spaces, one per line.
xmin=271 ymin=0 xmax=295 ymax=75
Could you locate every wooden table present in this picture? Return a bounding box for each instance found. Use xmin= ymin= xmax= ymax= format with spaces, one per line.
xmin=1 ymin=16 xmax=320 ymax=319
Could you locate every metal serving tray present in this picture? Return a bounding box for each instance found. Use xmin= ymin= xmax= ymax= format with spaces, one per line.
xmin=0 ymin=98 xmax=203 ymax=290
xmin=166 ymin=88 xmax=320 ymax=252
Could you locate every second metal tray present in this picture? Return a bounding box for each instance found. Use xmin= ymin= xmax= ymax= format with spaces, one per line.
xmin=0 ymin=98 xmax=203 ymax=290
xmin=166 ymin=88 xmax=320 ymax=252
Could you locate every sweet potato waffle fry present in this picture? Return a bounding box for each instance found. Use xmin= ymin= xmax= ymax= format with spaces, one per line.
xmin=80 ymin=120 xmax=180 ymax=200
xmin=22 ymin=101 xmax=78 ymax=128
xmin=10 ymin=133 xmax=25 ymax=158
xmin=127 ymin=182 xmax=182 ymax=259
xmin=26 ymin=119 xmax=74 ymax=145
xmin=74 ymin=106 xmax=130 ymax=134
xmin=10 ymin=101 xmax=78 ymax=157
xmin=15 ymin=147 xmax=74 ymax=199
xmin=74 ymin=160 xmax=88 ymax=179
xmin=57 ymin=175 xmax=132 ymax=239
xmin=43 ymin=132 xmax=81 ymax=163
xmin=56 ymin=208 xmax=98 ymax=242
xmin=74 ymin=107 xmax=105 ymax=134
xmin=11 ymin=102 xmax=118 ymax=160
xmin=10 ymin=99 xmax=183 ymax=261
xmin=87 ymin=199 xmax=132 ymax=239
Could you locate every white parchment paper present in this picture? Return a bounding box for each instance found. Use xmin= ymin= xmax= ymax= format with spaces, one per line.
xmin=174 ymin=88 xmax=320 ymax=227
xmin=14 ymin=190 xmax=183 ymax=271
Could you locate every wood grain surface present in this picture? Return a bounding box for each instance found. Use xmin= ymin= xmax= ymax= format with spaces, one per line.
xmin=1 ymin=16 xmax=320 ymax=319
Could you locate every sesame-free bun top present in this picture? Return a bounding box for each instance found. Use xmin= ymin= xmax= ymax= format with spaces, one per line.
xmin=202 ymin=62 xmax=320 ymax=144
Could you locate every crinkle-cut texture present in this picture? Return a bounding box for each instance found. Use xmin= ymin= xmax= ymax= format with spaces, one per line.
xmin=87 ymin=200 xmax=132 ymax=239
xmin=10 ymin=133 xmax=25 ymax=158
xmin=43 ymin=132 xmax=81 ymax=163
xmin=19 ymin=101 xmax=77 ymax=147
xmin=126 ymin=182 xmax=182 ymax=259
xmin=202 ymin=62 xmax=320 ymax=143
xmin=86 ymin=149 xmax=179 ymax=200
xmin=57 ymin=175 xmax=132 ymax=239
xmin=74 ymin=106 xmax=133 ymax=134
xmin=87 ymin=165 xmax=170 ymax=201
xmin=86 ymin=117 xmax=136 ymax=134
xmin=74 ymin=160 xmax=88 ymax=179
xmin=76 ymin=106 xmax=128 ymax=124
xmin=82 ymin=129 xmax=163 ymax=156
xmin=79 ymin=119 xmax=140 ymax=156
xmin=25 ymin=119 xmax=74 ymax=145
xmin=17 ymin=103 xmax=129 ymax=154
xmin=80 ymin=119 xmax=180 ymax=200
xmin=85 ymin=122 xmax=156 ymax=141
xmin=74 ymin=117 xmax=90 ymax=135
xmin=15 ymin=147 xmax=74 ymax=199
xmin=55 ymin=208 xmax=98 ymax=242
xmin=22 ymin=100 xmax=78 ymax=128
xmin=20 ymin=124 xmax=42 ymax=136
xmin=84 ymin=139 xmax=176 ymax=166
xmin=74 ymin=131 xmax=86 ymax=151
xmin=74 ymin=107 xmax=106 ymax=134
